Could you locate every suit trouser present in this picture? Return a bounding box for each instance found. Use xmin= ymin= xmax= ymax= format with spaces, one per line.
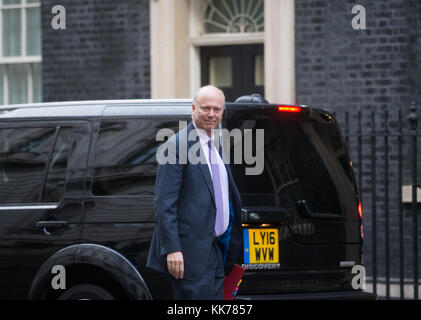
xmin=170 ymin=240 xmax=225 ymax=300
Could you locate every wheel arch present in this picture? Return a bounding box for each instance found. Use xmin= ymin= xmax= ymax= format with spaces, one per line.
xmin=28 ymin=243 xmax=152 ymax=300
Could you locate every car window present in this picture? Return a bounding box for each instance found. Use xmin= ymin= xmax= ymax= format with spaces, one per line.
xmin=42 ymin=127 xmax=73 ymax=203
xmin=227 ymin=112 xmax=353 ymax=216
xmin=92 ymin=118 xmax=182 ymax=196
xmin=0 ymin=126 xmax=63 ymax=204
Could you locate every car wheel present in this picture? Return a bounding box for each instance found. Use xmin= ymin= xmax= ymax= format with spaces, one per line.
xmin=57 ymin=284 xmax=115 ymax=300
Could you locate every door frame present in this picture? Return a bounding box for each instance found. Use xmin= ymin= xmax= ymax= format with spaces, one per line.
xmin=149 ymin=0 xmax=295 ymax=103
xmin=200 ymin=44 xmax=264 ymax=102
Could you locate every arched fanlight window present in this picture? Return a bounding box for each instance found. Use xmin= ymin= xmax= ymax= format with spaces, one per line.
xmin=201 ymin=0 xmax=264 ymax=33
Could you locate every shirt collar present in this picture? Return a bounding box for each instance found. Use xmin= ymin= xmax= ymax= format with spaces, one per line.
xmin=192 ymin=120 xmax=216 ymax=142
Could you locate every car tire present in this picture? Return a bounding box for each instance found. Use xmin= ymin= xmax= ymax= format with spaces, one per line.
xmin=57 ymin=284 xmax=115 ymax=300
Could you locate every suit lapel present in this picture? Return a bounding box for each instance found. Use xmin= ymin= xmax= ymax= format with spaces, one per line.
xmin=186 ymin=122 xmax=215 ymax=204
xmin=225 ymin=162 xmax=241 ymax=208
xmin=198 ymin=163 xmax=215 ymax=204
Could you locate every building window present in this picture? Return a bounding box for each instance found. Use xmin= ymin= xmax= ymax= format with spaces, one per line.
xmin=201 ymin=0 xmax=264 ymax=33
xmin=0 ymin=0 xmax=42 ymax=105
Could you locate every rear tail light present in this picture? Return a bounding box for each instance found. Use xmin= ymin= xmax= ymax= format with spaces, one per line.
xmin=278 ymin=106 xmax=302 ymax=113
xmin=358 ymin=202 xmax=364 ymax=239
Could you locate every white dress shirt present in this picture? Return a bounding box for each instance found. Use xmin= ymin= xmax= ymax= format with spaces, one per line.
xmin=192 ymin=121 xmax=229 ymax=236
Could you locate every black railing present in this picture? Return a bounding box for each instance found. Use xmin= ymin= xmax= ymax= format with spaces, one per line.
xmin=409 ymin=102 xmax=419 ymax=300
xmin=334 ymin=103 xmax=420 ymax=300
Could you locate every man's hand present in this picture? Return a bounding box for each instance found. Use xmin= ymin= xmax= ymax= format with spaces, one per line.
xmin=167 ymin=251 xmax=184 ymax=279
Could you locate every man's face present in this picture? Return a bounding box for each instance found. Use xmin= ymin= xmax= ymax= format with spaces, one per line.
xmin=192 ymin=88 xmax=225 ymax=135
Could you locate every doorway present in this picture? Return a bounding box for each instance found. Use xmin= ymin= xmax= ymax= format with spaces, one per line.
xmin=201 ymin=44 xmax=264 ymax=102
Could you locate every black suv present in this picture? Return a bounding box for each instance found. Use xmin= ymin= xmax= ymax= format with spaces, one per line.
xmin=0 ymin=96 xmax=374 ymax=299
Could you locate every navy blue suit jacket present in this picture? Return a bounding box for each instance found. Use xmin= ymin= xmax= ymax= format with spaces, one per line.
xmin=146 ymin=121 xmax=242 ymax=281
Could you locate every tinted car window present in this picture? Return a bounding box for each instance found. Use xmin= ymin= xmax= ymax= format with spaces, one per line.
xmin=0 ymin=127 xmax=55 ymax=204
xmin=42 ymin=127 xmax=73 ymax=203
xmin=227 ymin=109 xmax=355 ymax=216
xmin=92 ymin=118 xmax=182 ymax=196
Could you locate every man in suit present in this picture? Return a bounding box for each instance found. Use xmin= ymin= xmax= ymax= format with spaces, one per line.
xmin=147 ymin=85 xmax=242 ymax=300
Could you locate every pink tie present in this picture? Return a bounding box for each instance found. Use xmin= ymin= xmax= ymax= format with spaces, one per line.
xmin=208 ymin=139 xmax=224 ymax=236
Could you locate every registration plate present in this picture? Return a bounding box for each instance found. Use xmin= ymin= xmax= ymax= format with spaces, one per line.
xmin=243 ymin=228 xmax=279 ymax=264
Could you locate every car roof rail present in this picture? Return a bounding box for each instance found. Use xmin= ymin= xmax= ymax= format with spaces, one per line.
xmin=234 ymin=93 xmax=269 ymax=104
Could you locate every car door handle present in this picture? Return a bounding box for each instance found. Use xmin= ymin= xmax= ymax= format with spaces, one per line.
xmin=36 ymin=221 xmax=68 ymax=229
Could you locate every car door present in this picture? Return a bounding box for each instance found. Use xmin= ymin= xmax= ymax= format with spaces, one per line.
xmin=0 ymin=120 xmax=92 ymax=299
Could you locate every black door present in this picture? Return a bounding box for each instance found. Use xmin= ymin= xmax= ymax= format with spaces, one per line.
xmin=201 ymin=44 xmax=264 ymax=102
